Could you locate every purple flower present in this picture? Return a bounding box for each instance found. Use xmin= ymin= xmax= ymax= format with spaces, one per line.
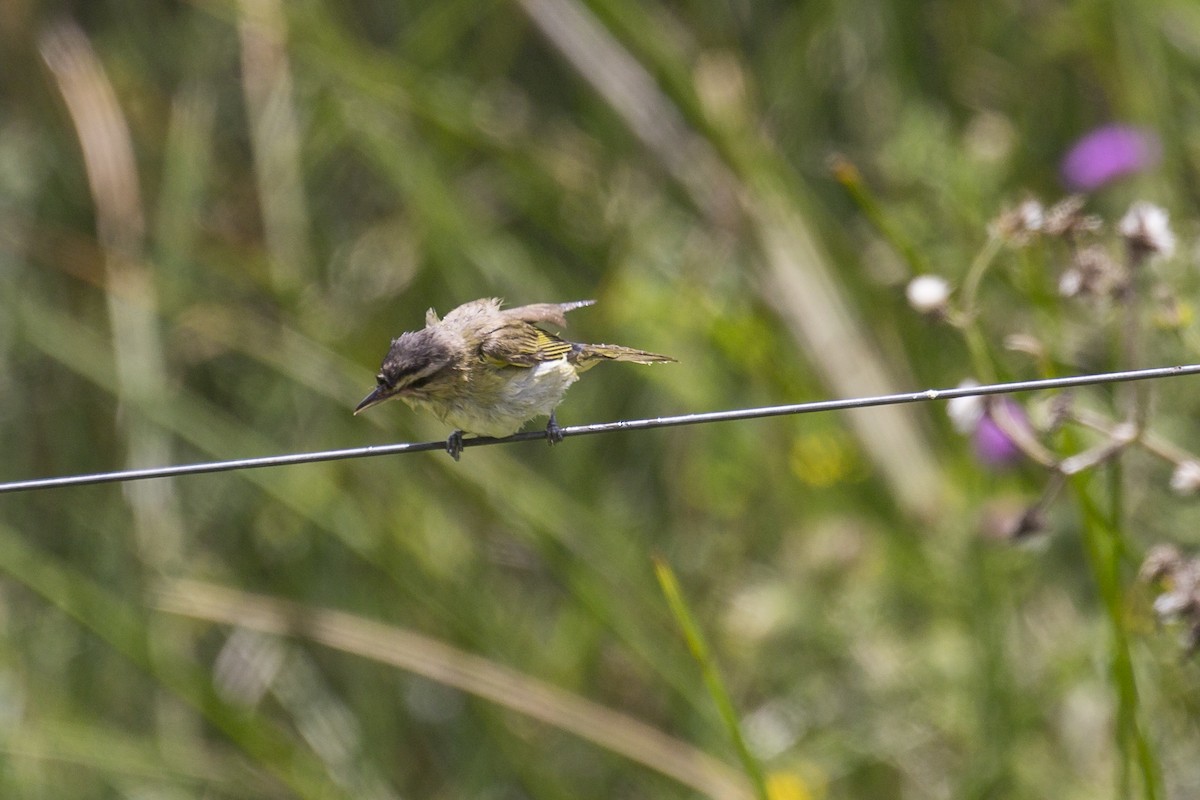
xmin=1061 ymin=125 xmax=1160 ymax=192
xmin=973 ymin=399 xmax=1028 ymax=468
xmin=948 ymin=386 xmax=1032 ymax=469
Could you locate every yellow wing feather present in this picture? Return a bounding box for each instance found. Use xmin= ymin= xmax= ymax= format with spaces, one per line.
xmin=480 ymin=323 xmax=573 ymax=367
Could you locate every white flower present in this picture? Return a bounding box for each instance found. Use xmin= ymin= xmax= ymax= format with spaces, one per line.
xmin=906 ymin=274 xmax=951 ymax=314
xmin=1170 ymin=461 xmax=1200 ymax=495
xmin=1118 ymin=201 xmax=1176 ymax=258
xmin=1058 ymin=269 xmax=1082 ymax=297
xmin=1015 ymin=199 xmax=1045 ymax=233
xmin=1154 ymin=592 xmax=1193 ymax=618
xmin=947 ymin=380 xmax=984 ymax=433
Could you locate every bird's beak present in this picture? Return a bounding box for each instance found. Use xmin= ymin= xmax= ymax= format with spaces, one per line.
xmin=354 ymin=387 xmax=388 ymax=415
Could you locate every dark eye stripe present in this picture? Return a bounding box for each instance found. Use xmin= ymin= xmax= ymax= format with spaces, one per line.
xmin=404 ymin=374 xmax=434 ymax=391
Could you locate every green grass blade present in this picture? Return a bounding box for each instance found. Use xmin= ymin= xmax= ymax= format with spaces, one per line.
xmin=653 ymin=555 xmax=770 ymax=800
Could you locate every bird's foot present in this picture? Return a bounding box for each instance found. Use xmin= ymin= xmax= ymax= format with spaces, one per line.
xmin=446 ymin=430 xmax=465 ymax=461
xmin=545 ymin=413 xmax=564 ymax=447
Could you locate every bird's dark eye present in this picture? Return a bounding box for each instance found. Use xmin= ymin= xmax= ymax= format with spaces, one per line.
xmin=375 ymin=374 xmax=388 ymax=388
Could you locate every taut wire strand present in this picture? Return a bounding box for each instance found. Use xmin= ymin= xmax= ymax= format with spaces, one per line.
xmin=3 ymin=363 xmax=1200 ymax=495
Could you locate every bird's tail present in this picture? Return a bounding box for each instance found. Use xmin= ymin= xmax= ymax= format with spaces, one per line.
xmin=574 ymin=343 xmax=676 ymax=368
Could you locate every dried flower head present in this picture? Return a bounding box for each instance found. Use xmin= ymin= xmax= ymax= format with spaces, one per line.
xmin=990 ymin=198 xmax=1045 ymax=244
xmin=1139 ymin=544 xmax=1200 ymax=655
xmin=1003 ymin=333 xmax=1046 ymax=360
xmin=1036 ymin=392 xmax=1074 ymax=434
xmin=1058 ymin=245 xmax=1124 ymax=299
xmin=1118 ymin=201 xmax=1176 ymax=260
xmin=1140 ymin=543 xmax=1185 ymax=584
xmin=979 ymin=497 xmax=1047 ymax=541
xmin=1042 ymin=196 xmax=1102 ymax=238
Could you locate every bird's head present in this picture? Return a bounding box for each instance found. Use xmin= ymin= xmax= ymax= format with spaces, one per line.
xmin=354 ymin=329 xmax=461 ymax=414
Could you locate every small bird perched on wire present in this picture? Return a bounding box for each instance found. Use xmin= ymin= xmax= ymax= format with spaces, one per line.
xmin=354 ymin=298 xmax=675 ymax=459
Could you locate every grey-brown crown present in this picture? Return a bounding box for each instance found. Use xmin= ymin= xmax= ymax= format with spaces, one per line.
xmin=354 ymin=328 xmax=459 ymax=414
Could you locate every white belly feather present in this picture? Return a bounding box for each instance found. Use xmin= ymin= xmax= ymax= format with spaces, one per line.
xmin=408 ymin=359 xmax=580 ymax=438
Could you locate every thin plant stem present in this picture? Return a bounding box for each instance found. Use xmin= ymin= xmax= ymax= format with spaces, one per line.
xmin=961 ymin=233 xmax=1005 ymax=312
xmin=955 ymin=233 xmax=1005 ymax=384
xmin=829 ymin=154 xmax=929 ymax=276
xmin=652 ymin=556 xmax=770 ymax=800
xmin=1070 ymin=476 xmax=1162 ymax=800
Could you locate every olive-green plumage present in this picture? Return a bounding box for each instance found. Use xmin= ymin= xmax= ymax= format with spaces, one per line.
xmin=355 ymin=298 xmax=674 ymax=458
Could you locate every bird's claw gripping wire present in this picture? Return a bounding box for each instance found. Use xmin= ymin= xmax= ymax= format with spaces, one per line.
xmin=545 ymin=412 xmax=565 ymax=447
xmin=446 ymin=430 xmax=465 ymax=461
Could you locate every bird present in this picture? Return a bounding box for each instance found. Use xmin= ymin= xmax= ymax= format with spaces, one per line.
xmin=354 ymin=298 xmax=675 ymax=459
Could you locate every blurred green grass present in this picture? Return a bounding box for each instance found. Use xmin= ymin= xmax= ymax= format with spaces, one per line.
xmin=2 ymin=0 xmax=1200 ymax=797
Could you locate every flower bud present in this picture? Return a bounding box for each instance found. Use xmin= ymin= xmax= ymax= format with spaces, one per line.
xmin=1170 ymin=461 xmax=1200 ymax=495
xmin=906 ymin=274 xmax=951 ymax=314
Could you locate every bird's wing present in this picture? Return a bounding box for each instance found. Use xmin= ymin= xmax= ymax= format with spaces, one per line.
xmin=502 ymin=300 xmax=595 ymax=328
xmin=479 ymin=321 xmax=574 ymax=368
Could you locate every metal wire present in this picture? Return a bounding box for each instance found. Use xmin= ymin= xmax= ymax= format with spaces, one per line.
xmin=3 ymin=363 xmax=1200 ymax=494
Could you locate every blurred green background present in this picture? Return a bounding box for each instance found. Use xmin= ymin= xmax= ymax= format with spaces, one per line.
xmin=3 ymin=0 xmax=1200 ymax=798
